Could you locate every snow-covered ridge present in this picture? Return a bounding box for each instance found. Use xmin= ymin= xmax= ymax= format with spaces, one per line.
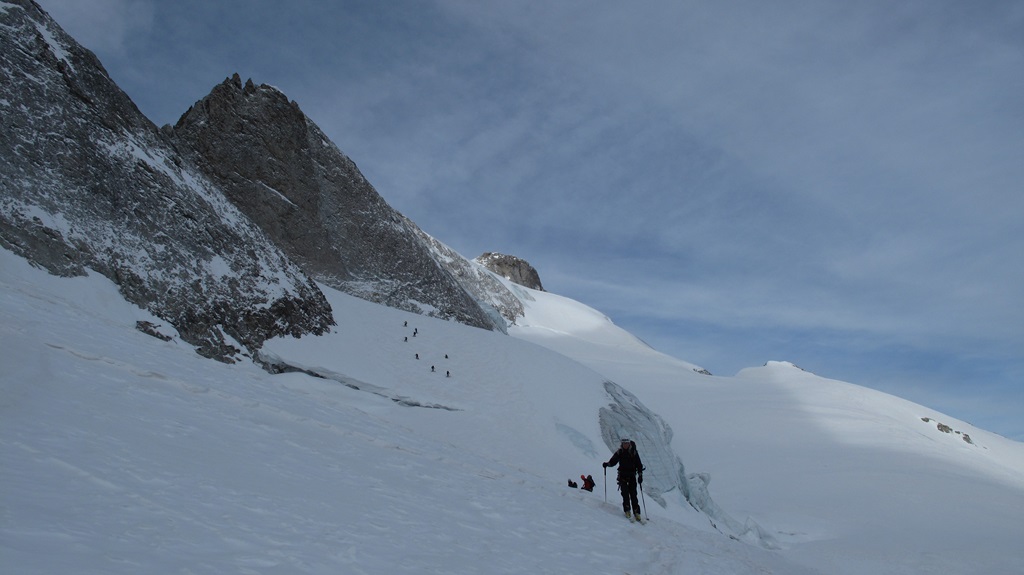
xmin=415 ymin=229 xmax=523 ymax=330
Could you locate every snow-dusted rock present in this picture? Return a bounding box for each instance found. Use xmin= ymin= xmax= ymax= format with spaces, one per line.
xmin=0 ymin=1 xmax=334 ymax=360
xmin=169 ymin=74 xmax=502 ymax=332
xmin=418 ymin=233 xmax=523 ymax=329
xmin=476 ymin=252 xmax=545 ymax=291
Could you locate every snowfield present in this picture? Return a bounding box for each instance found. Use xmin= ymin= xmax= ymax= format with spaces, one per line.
xmin=2 ymin=249 xmax=1022 ymax=574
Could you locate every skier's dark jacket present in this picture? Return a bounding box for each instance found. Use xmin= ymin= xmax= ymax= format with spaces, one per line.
xmin=606 ymin=442 xmax=643 ymax=481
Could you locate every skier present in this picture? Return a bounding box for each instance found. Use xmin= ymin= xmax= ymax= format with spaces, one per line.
xmin=603 ymin=438 xmax=644 ymax=521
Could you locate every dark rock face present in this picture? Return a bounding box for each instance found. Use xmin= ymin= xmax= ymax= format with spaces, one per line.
xmin=476 ymin=252 xmax=545 ymax=292
xmin=169 ymin=75 xmax=501 ymax=331
xmin=0 ymin=1 xmax=334 ymax=360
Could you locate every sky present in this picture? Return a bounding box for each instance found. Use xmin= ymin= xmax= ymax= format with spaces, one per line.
xmin=36 ymin=0 xmax=1024 ymax=440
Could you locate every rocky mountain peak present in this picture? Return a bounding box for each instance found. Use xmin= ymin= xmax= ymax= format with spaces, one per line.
xmin=0 ymin=3 xmax=334 ymax=361
xmin=476 ymin=253 xmax=545 ymax=291
xmin=169 ymin=74 xmax=503 ymax=331
xmin=3 ymin=1 xmax=509 ymax=366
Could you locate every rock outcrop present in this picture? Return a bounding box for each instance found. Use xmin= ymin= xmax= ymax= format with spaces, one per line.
xmin=169 ymin=75 xmax=502 ymax=331
xmin=476 ymin=252 xmax=545 ymax=291
xmin=0 ymin=1 xmax=334 ymax=360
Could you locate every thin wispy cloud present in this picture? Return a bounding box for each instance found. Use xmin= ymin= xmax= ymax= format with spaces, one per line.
xmin=36 ymin=0 xmax=1024 ymax=439
xmin=38 ymin=0 xmax=154 ymax=55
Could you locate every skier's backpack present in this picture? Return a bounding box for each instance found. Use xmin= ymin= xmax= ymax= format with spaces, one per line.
xmin=581 ymin=474 xmax=596 ymax=492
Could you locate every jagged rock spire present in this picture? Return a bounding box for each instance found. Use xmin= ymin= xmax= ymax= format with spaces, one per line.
xmin=169 ymin=74 xmax=502 ymax=331
xmin=0 ymin=3 xmax=334 ymax=361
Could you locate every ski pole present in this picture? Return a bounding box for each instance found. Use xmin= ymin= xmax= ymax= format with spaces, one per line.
xmin=639 ymin=482 xmax=647 ymax=519
xmin=603 ymin=466 xmax=607 ymax=503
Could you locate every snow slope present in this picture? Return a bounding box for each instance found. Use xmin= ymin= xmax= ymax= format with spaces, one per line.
xmin=0 ymin=250 xmax=811 ymax=574
xmin=2 ymin=249 xmax=1023 ymax=574
xmin=509 ymin=281 xmax=1024 ymax=574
